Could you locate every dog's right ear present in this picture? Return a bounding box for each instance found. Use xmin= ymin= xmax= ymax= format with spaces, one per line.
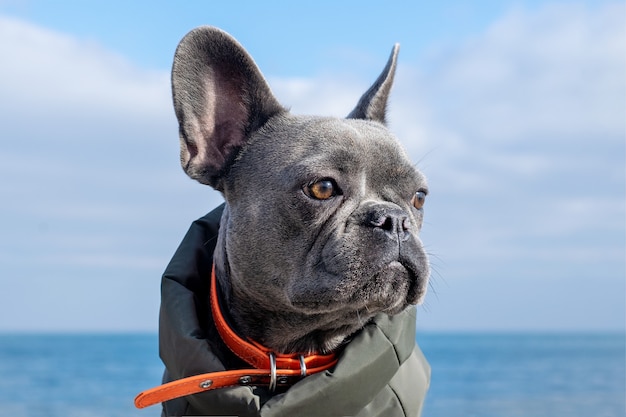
xmin=172 ymin=27 xmax=285 ymax=190
xmin=347 ymin=44 xmax=399 ymax=125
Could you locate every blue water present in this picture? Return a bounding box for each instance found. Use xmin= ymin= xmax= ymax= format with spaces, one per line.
xmin=417 ymin=333 xmax=625 ymax=417
xmin=0 ymin=333 xmax=623 ymax=417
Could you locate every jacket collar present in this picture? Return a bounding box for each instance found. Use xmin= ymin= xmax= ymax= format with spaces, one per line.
xmin=134 ymin=267 xmax=339 ymax=409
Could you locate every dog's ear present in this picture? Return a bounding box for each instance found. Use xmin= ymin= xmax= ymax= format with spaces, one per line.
xmin=347 ymin=44 xmax=399 ymax=125
xmin=172 ymin=27 xmax=285 ymax=189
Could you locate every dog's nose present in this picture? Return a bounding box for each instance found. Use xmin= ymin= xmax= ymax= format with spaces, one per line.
xmin=366 ymin=207 xmax=411 ymax=240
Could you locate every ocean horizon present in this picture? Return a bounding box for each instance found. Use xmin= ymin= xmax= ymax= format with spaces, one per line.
xmin=0 ymin=331 xmax=623 ymax=417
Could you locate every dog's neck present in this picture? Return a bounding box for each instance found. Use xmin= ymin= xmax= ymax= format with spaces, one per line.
xmin=214 ymin=265 xmax=354 ymax=354
xmin=210 ymin=265 xmax=338 ymax=377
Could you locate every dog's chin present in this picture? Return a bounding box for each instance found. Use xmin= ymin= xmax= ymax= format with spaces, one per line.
xmin=283 ymin=265 xmax=419 ymax=353
xmin=259 ymin=262 xmax=427 ymax=354
xmin=356 ymin=261 xmax=420 ymax=313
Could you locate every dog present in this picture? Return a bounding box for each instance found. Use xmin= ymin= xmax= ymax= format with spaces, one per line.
xmin=137 ymin=26 xmax=431 ymax=417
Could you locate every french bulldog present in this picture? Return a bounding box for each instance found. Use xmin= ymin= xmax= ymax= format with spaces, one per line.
xmin=172 ymin=26 xmax=430 ymax=356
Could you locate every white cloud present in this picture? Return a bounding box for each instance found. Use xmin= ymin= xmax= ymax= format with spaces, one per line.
xmin=418 ymin=2 xmax=625 ymax=143
xmin=270 ymin=76 xmax=365 ymax=117
xmin=0 ymin=15 xmax=170 ymax=118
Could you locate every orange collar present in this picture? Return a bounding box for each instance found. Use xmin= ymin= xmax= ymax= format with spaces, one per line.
xmin=134 ymin=266 xmax=338 ymax=409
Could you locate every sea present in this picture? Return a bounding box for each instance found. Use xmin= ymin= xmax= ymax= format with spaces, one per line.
xmin=0 ymin=333 xmax=623 ymax=417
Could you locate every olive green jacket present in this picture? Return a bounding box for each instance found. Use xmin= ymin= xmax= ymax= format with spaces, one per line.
xmin=159 ymin=205 xmax=430 ymax=416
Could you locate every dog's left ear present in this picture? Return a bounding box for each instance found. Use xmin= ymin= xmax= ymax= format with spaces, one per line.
xmin=347 ymin=44 xmax=399 ymax=125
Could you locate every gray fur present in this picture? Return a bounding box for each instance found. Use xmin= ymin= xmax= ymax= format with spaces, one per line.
xmin=172 ymin=26 xmax=429 ymax=354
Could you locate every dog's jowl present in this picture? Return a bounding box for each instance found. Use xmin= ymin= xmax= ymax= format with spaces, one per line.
xmin=135 ymin=26 xmax=431 ymax=417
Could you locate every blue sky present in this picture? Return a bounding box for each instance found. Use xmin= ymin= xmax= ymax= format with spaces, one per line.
xmin=0 ymin=0 xmax=623 ymax=333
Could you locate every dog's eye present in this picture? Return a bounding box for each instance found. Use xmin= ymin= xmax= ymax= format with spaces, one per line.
xmin=306 ymin=179 xmax=338 ymax=200
xmin=411 ymin=190 xmax=427 ymax=210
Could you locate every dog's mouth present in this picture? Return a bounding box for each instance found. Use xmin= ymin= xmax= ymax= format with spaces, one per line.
xmin=290 ymin=259 xmax=426 ymax=315
xmin=351 ymin=260 xmax=425 ymax=313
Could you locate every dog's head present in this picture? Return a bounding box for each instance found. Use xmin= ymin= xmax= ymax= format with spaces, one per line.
xmin=172 ymin=27 xmax=429 ymax=353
